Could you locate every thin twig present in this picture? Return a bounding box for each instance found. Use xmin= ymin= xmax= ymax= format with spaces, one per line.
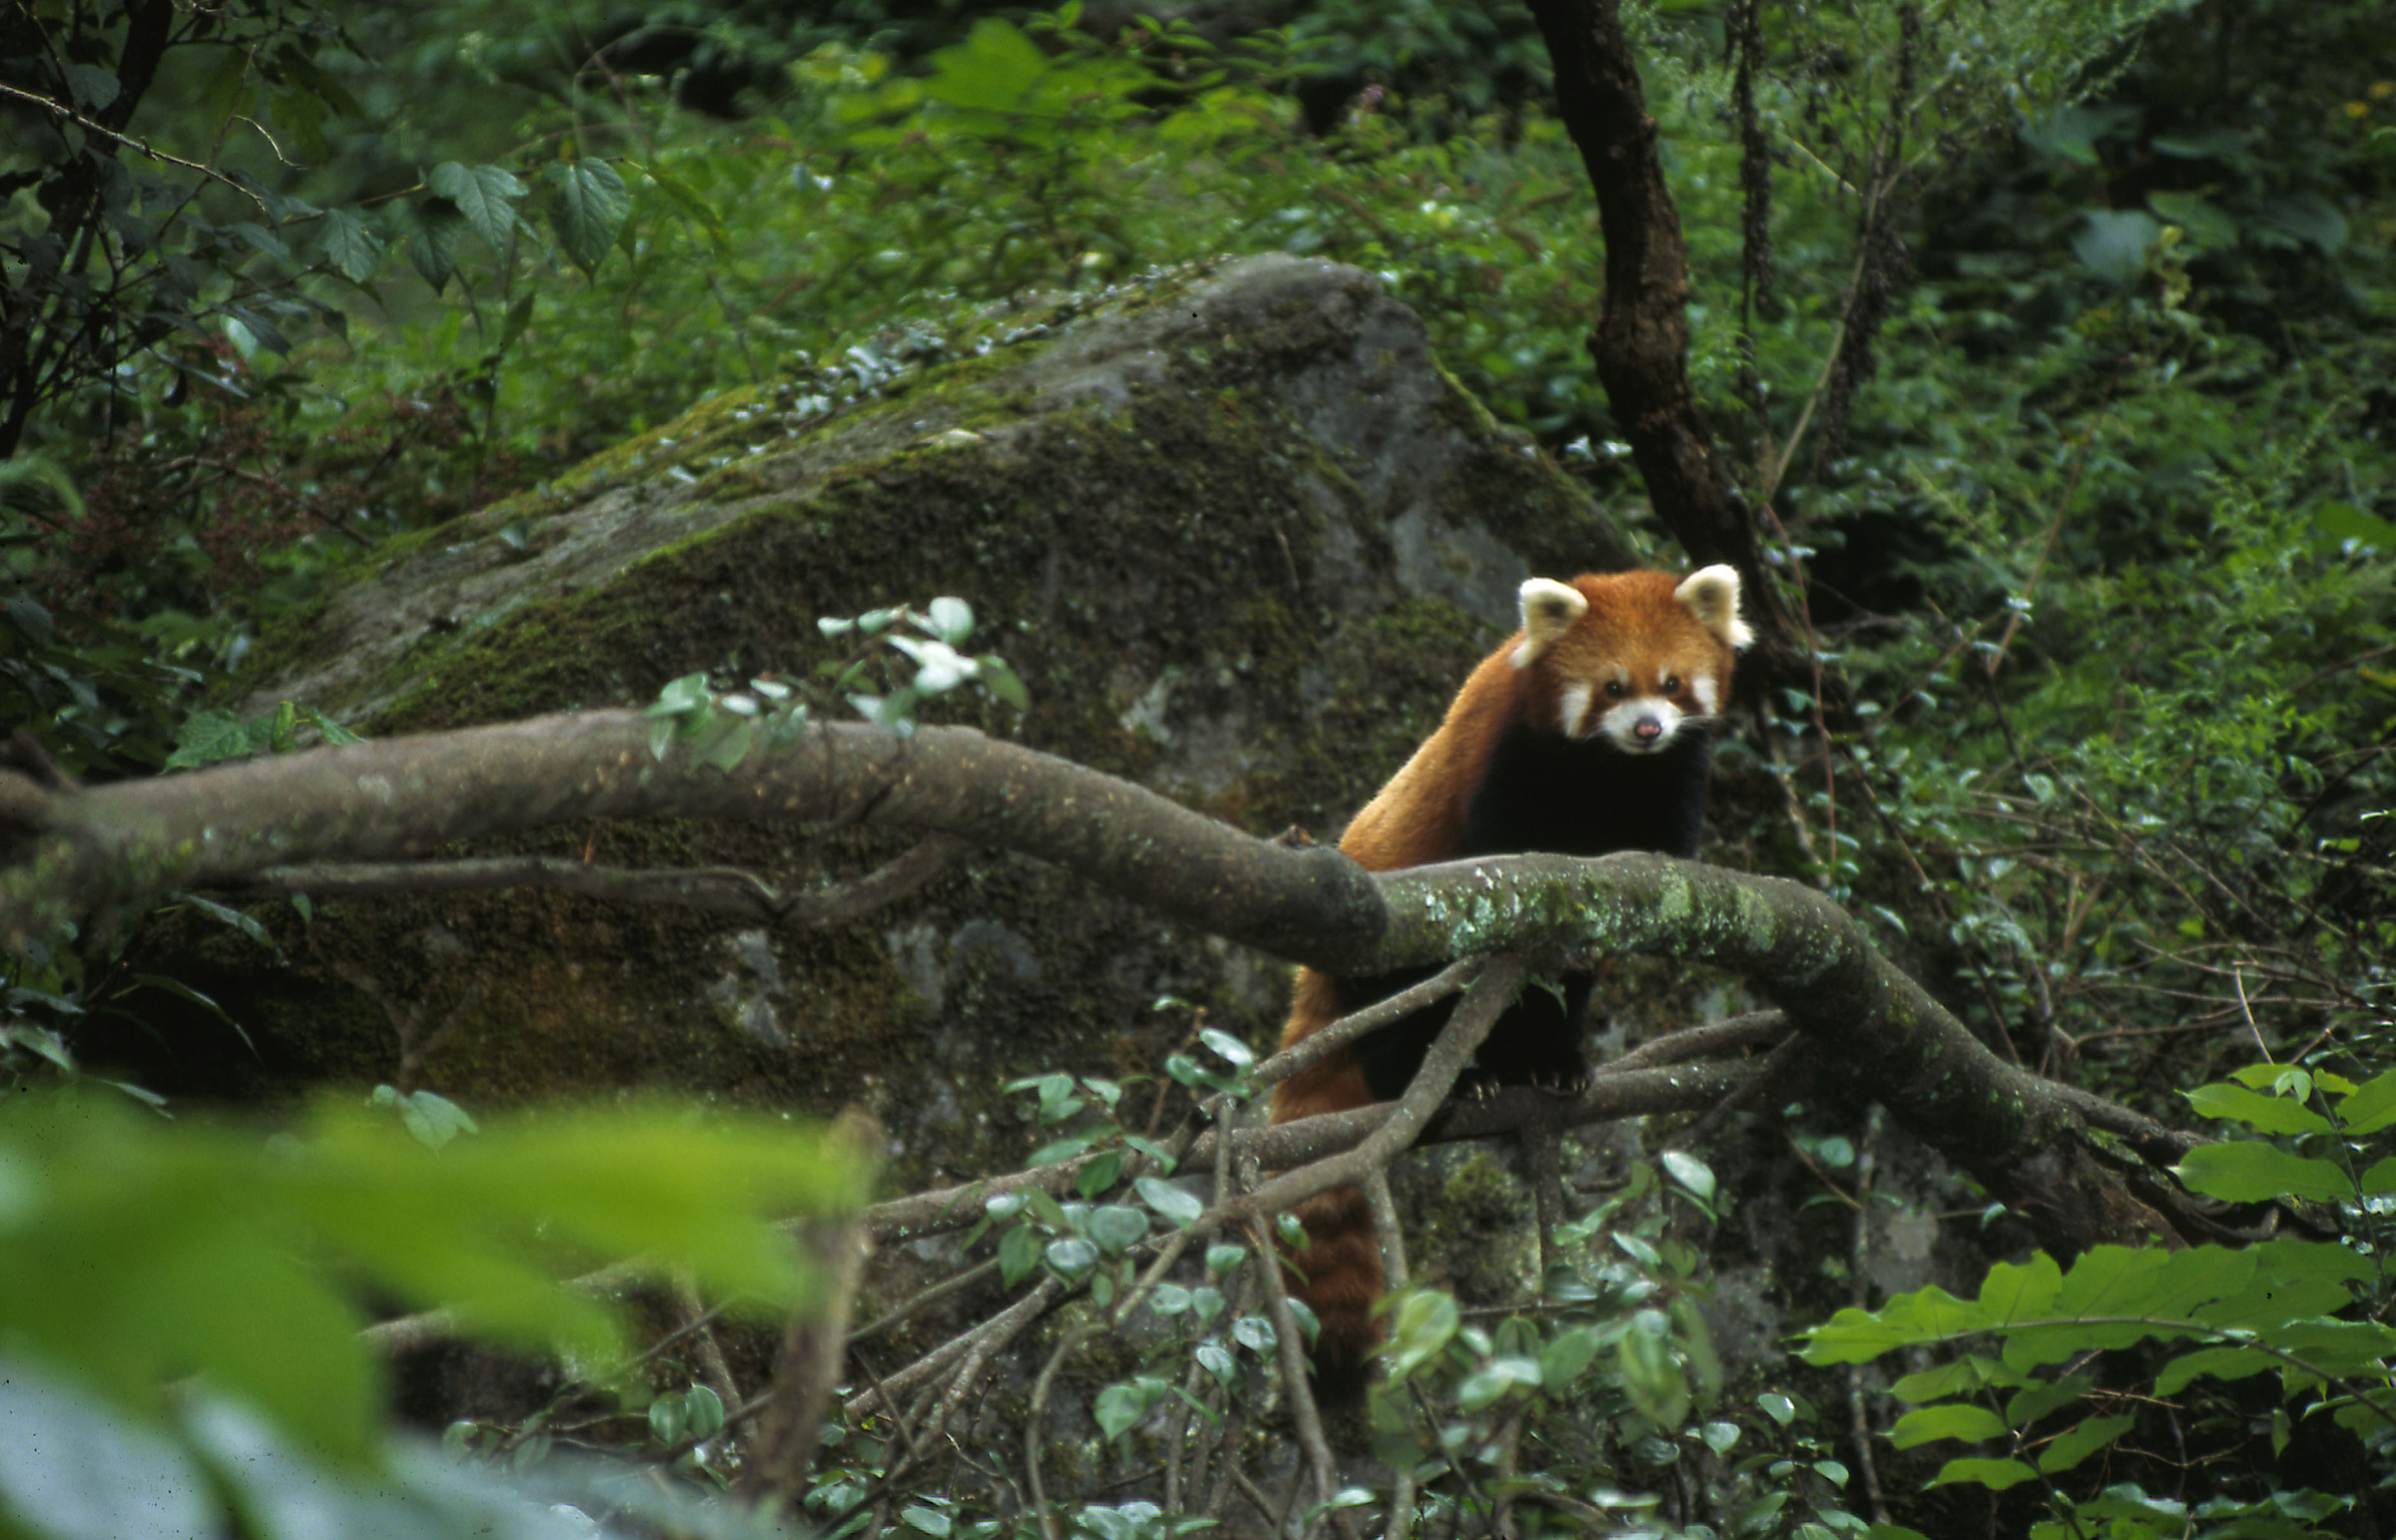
xmin=0 ymin=79 xmax=273 ymax=217
xmin=1250 ymin=958 xmax=1482 ymax=1090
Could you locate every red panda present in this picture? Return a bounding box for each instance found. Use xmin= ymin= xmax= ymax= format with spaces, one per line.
xmin=1270 ymin=565 xmax=1750 ymax=1396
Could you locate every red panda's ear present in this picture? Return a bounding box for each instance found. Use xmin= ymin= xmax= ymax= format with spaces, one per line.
xmin=1513 ymin=578 xmax=1588 ymax=668
xmin=1674 ymin=564 xmax=1754 ymax=652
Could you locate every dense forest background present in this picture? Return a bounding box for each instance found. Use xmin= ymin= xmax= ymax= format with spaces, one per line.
xmin=3 ymin=0 xmax=2393 ymax=1536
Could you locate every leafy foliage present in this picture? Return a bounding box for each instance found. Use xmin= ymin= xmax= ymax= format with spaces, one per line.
xmin=0 ymin=1088 xmax=869 ymax=1536
xmin=3 ymin=0 xmax=2393 ymax=1532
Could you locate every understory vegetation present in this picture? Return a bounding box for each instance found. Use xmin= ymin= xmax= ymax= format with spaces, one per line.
xmin=3 ymin=0 xmax=2393 ymax=1535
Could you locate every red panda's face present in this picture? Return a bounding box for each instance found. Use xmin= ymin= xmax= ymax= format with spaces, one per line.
xmin=1512 ymin=567 xmax=1750 ymax=754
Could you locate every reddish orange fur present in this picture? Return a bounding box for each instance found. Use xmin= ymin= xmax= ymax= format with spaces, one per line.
xmin=1268 ymin=569 xmax=1741 ymax=1389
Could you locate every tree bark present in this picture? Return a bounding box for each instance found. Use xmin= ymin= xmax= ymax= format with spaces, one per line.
xmin=1522 ymin=0 xmax=1802 ymax=660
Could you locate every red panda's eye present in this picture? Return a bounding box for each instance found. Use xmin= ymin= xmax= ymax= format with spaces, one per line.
xmin=1664 ymin=675 xmax=1681 ymax=694
xmin=1605 ymin=680 xmax=1627 ymax=699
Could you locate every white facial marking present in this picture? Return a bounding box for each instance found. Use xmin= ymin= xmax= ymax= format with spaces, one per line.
xmin=1558 ymin=682 xmax=1592 ymax=738
xmin=1691 ymin=673 xmax=1719 ymax=717
xmin=1597 ymin=698 xmax=1685 ymax=754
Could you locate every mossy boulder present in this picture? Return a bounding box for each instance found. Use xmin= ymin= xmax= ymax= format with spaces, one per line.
xmin=111 ymin=255 xmax=1644 ymax=1190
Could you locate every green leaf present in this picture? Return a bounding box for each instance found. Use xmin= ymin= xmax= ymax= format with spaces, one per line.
xmin=1891 ymin=1354 xmax=2023 ymax=1402
xmin=2035 ymin=1414 xmax=2134 ymax=1474
xmin=1134 ymin=1176 xmax=1202 ymax=1229
xmin=1929 ymin=1457 xmax=2037 ymax=1490
xmin=2154 ymin=1344 xmax=2277 ymax=1394
xmin=1197 ymin=1027 xmax=1252 ymax=1067
xmin=0 ymin=1360 xmax=216 ymax=1536
xmin=975 ymin=657 xmax=1029 ymax=711
xmin=997 ymin=1222 xmax=1042 ymax=1287
xmin=1978 ymin=1253 xmax=2062 ymax=1322
xmin=2174 ymin=1143 xmax=2351 ymax=1203
xmin=2145 ymin=190 xmax=2240 ymax=250
xmin=1537 ymin=1324 xmax=1602 ymax=1387
xmin=403 ymin=199 xmax=466 ymax=293
xmin=165 ymin=893 xmax=279 ymax=955
xmin=1085 ymin=1205 xmax=1147 ymax=1256
xmin=2184 ymin=1083 xmax=2333 ymax=1136
xmin=1659 ymin=1150 xmax=1715 ymax=1203
xmin=1617 ymin=1319 xmax=1688 ymax=1426
xmin=1889 ymin=1403 xmax=2006 ymax=1449
xmin=2257 ymin=193 xmax=2347 ymax=255
xmin=427 ymin=162 xmax=527 ymax=252
xmin=683 ymin=1383 xmax=724 ymax=1439
xmin=2005 ymin=1374 xmax=2094 ymax=1426
xmin=630 ymin=159 xmax=730 ymax=256
xmin=1092 ymin=1376 xmax=1169 ymax=1441
xmin=922 ymin=596 xmax=974 ymax=645
xmin=2072 ymin=209 xmax=2161 ymax=285
xmin=1802 ymin=1285 xmax=1990 ymax=1363
xmin=165 ymin=709 xmax=265 ymax=770
xmin=544 ymin=160 xmax=631 ymax=274
xmin=313 ymin=209 xmax=385 ymax=282
xmin=2336 ymin=1067 xmax=2396 ymax=1134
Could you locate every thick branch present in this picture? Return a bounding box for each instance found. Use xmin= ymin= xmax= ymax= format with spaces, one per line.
xmin=0 ymin=717 xmax=1382 ymax=964
xmin=2 ymin=715 xmax=2204 ymax=1257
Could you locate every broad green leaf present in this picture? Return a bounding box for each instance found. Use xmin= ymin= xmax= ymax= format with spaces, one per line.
xmin=997 ymin=1222 xmax=1041 ymax=1287
xmin=2006 ymin=1374 xmax=2094 ymax=1426
xmin=1889 ymin=1403 xmax=2006 ymax=1449
xmin=544 ymin=160 xmax=630 ymax=274
xmin=1660 ymin=1150 xmax=1715 ymax=1203
xmin=1978 ymin=1253 xmax=2062 ymax=1322
xmin=2145 ymin=190 xmax=2239 ymax=250
xmin=1092 ymin=1376 xmax=1168 ymax=1441
xmin=1538 ymin=1325 xmax=1602 ymax=1387
xmin=1133 ymin=1176 xmax=1202 ymax=1229
xmin=1085 ymin=1205 xmax=1147 ymax=1256
xmin=1891 ymin=1354 xmax=2023 ymax=1402
xmin=2072 ymin=208 xmax=2161 ymax=284
xmin=0 ymin=1360 xmax=213 ymax=1538
xmin=403 ymin=199 xmax=465 ymax=292
xmin=2185 ymin=1082 xmax=2333 ymax=1135
xmin=1617 ymin=1318 xmax=1687 ymax=1426
xmin=2174 ymin=1143 xmax=2350 ymax=1203
xmin=165 ymin=708 xmax=263 ymax=770
xmin=313 ymin=208 xmax=384 ymax=282
xmin=2154 ymin=1344 xmax=2277 ymax=1394
xmin=2036 ymin=1414 xmax=2134 ymax=1473
xmin=2337 ymin=1068 xmax=2396 ymax=1134
xmin=1802 ymin=1285 xmax=1989 ymax=1363
xmin=1930 ymin=1457 xmax=2037 ymax=1490
xmin=427 ymin=162 xmax=526 ymax=252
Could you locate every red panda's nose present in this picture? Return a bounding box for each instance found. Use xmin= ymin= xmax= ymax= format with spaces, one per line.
xmin=1633 ymin=717 xmax=1663 ymax=743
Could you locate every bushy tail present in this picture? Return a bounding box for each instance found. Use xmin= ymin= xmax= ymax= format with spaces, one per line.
xmin=1270 ymin=967 xmax=1386 ymax=1400
xmin=1279 ymin=1183 xmax=1385 ymax=1402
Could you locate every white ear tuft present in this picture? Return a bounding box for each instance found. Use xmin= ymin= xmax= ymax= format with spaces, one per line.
xmin=1674 ymin=564 xmax=1754 ymax=651
xmin=1512 ymin=578 xmax=1588 ymax=668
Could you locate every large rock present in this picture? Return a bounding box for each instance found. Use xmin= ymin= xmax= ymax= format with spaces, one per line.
xmin=113 ymin=255 xmax=1641 ymax=1190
